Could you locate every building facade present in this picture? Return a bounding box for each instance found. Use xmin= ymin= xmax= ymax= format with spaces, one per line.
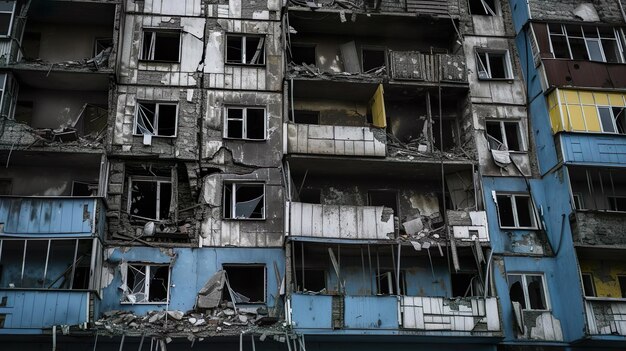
xmin=0 ymin=0 xmax=624 ymax=350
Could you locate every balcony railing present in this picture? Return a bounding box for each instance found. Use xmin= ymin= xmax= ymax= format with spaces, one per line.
xmin=288 ymin=202 xmax=395 ymax=241
xmin=287 ymin=124 xmax=386 ymax=157
xmin=585 ymin=297 xmax=626 ymax=336
xmin=289 ymin=293 xmax=501 ymax=335
xmin=0 ymin=289 xmax=91 ymax=333
xmin=0 ymin=196 xmax=104 ymax=237
xmin=571 ymin=211 xmax=626 ymax=247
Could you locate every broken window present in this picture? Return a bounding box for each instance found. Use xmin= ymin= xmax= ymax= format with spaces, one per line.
xmin=361 ymin=47 xmax=386 ymax=73
xmin=451 ymin=273 xmax=481 ymax=297
xmin=223 ymin=183 xmax=265 ymax=220
xmin=226 ymin=35 xmax=266 ymax=65
xmin=548 ymin=24 xmax=626 ymax=63
xmin=299 ymin=188 xmax=321 ymax=204
xmin=368 ymin=190 xmax=399 ymax=216
xmin=572 ymin=193 xmax=585 ymax=210
xmin=619 ymin=276 xmax=626 ymax=298
xmin=128 ymin=177 xmax=172 ymax=221
xmin=135 ymin=102 xmax=178 ymax=137
xmin=290 ymin=44 xmax=316 ymax=66
xmin=476 ymin=50 xmax=512 ymax=79
xmin=295 ymin=269 xmax=326 ymax=292
xmin=432 ymin=118 xmax=457 ymax=151
xmin=469 ymin=0 xmax=497 ymax=16
xmin=608 ymin=196 xmax=626 ymax=212
xmin=0 ymin=1 xmax=15 ymax=37
xmin=581 ymin=273 xmax=596 ymax=297
xmin=72 ymin=181 xmax=97 ymax=196
xmin=223 ymin=265 xmax=265 ymax=303
xmin=486 ymin=120 xmax=523 ymax=151
xmin=292 ymin=110 xmax=320 ymax=124
xmin=496 ymin=193 xmax=537 ymax=229
xmin=508 ymin=273 xmax=549 ymax=310
xmin=598 ymin=106 xmax=626 ymax=134
xmin=225 ymin=106 xmax=266 ymax=140
xmin=376 ymin=271 xmax=406 ymax=295
xmin=123 ymin=264 xmax=170 ymax=304
xmin=94 ymin=37 xmax=114 ymax=57
xmin=141 ymin=30 xmax=181 ymax=63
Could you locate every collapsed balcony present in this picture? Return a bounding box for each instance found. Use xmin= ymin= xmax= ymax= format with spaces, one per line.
xmin=568 ymin=166 xmax=626 ymax=247
xmin=287 ymin=242 xmax=501 ymax=336
xmin=287 ymin=81 xmax=473 ymax=161
xmin=288 ymin=0 xmax=454 ymax=16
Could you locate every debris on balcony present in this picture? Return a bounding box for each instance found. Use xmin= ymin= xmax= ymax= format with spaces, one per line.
xmin=288 ymin=62 xmax=385 ymax=82
xmin=18 ymin=47 xmax=112 ymax=71
xmin=387 ymin=132 xmax=474 ymax=161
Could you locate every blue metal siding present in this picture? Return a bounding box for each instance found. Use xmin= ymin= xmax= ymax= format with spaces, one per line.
xmin=344 ymin=296 xmax=398 ymax=329
xmin=561 ymin=133 xmax=626 ymax=167
xmin=0 ymin=290 xmax=89 ymax=332
xmin=290 ymin=294 xmax=333 ymax=329
xmin=0 ymin=197 xmax=97 ymax=237
xmin=508 ymin=0 xmax=531 ymax=34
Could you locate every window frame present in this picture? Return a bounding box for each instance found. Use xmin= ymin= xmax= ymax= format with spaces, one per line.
xmin=597 ymin=105 xmax=626 ymax=135
xmin=508 ymin=273 xmax=551 ymax=311
xmin=0 ymin=1 xmax=15 ymax=38
xmin=608 ymin=196 xmax=626 ymax=212
xmin=572 ymin=192 xmax=585 ymax=210
xmin=225 ymin=34 xmax=266 ymax=66
xmin=133 ymin=101 xmax=179 ymax=138
xmin=581 ymin=272 xmax=596 ymax=297
xmin=496 ymin=193 xmax=538 ymax=230
xmin=139 ymin=29 xmax=182 ymax=63
xmin=360 ymin=45 xmax=388 ymax=73
xmin=223 ymin=106 xmax=267 ymax=141
xmin=121 ymin=263 xmax=171 ymax=305
xmin=475 ymin=49 xmax=513 ymax=80
xmin=485 ymin=120 xmax=526 ymax=152
xmin=127 ymin=176 xmax=173 ymax=221
xmin=468 ymin=0 xmax=499 ymax=16
xmin=222 ymin=182 xmax=266 ymax=220
xmin=222 ymin=264 xmax=267 ymax=303
xmin=547 ymin=24 xmax=626 ymax=63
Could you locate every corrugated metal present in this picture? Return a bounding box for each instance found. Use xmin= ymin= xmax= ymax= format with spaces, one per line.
xmin=561 ymin=134 xmax=626 ymax=167
xmin=290 ymin=294 xmax=333 ymax=329
xmin=0 ymin=197 xmax=97 ymax=237
xmin=0 ymin=290 xmax=90 ymax=331
xmin=344 ymin=296 xmax=398 ymax=329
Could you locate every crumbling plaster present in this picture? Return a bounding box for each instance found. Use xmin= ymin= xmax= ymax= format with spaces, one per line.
xmin=527 ymin=0 xmax=626 ymax=24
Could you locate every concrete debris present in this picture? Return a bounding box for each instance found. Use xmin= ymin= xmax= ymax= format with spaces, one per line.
xmin=288 ymin=62 xmax=386 ymax=82
xmin=197 ymin=270 xmax=226 ymax=309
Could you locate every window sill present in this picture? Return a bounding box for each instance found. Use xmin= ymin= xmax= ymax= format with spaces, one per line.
xmin=121 ymin=302 xmax=170 ymax=305
xmin=223 ymin=137 xmax=267 ymax=142
xmin=138 ymin=59 xmax=180 ymax=64
xmin=499 ymin=226 xmax=538 ymax=231
xmin=478 ymin=77 xmax=514 ymax=82
xmin=133 ymin=133 xmax=178 ymax=139
xmin=223 ymin=217 xmax=266 ymax=221
xmin=225 ymin=63 xmax=267 ymax=68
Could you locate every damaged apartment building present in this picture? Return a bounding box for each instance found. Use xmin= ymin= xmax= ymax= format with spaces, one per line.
xmin=0 ymin=0 xmax=625 ymax=350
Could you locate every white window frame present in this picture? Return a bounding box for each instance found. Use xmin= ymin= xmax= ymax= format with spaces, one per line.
xmin=547 ymin=24 xmax=626 ymax=63
xmin=468 ymin=0 xmax=499 ymax=16
xmin=140 ymin=29 xmax=182 ymax=63
xmin=581 ymin=272 xmax=596 ymax=297
xmin=485 ymin=120 xmax=526 ymax=151
xmin=127 ymin=176 xmax=172 ymax=221
xmin=475 ymin=50 xmax=513 ymax=80
xmin=597 ymin=106 xmax=626 ymax=135
xmin=572 ymin=192 xmax=585 ymax=210
xmin=121 ymin=263 xmax=171 ymax=304
xmin=225 ymin=34 xmax=266 ymax=66
xmin=496 ymin=193 xmax=538 ymax=229
xmin=223 ymin=106 xmax=267 ymax=141
xmin=223 ymin=182 xmax=266 ymax=220
xmin=133 ymin=101 xmax=179 ymax=138
xmin=222 ymin=264 xmax=267 ymax=303
xmin=508 ymin=273 xmax=551 ymax=311
xmin=0 ymin=1 xmax=15 ymax=38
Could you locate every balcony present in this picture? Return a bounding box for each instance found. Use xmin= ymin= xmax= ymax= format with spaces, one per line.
xmin=288 ymin=202 xmax=395 ymax=241
xmin=389 ymin=52 xmax=467 ymax=84
xmin=287 ymin=124 xmax=386 ymax=157
xmin=585 ymin=298 xmax=626 ymax=336
xmin=0 ymin=196 xmax=105 ymax=238
xmin=559 ymin=134 xmax=626 ymax=167
xmin=289 ymin=293 xmax=501 ymax=335
xmin=447 ymin=210 xmax=490 ymax=243
xmin=0 ymin=290 xmax=92 ymax=333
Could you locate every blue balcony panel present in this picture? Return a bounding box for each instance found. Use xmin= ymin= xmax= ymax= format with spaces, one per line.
xmin=561 ymin=134 xmax=626 ymax=167
xmin=344 ymin=295 xmax=398 ymax=329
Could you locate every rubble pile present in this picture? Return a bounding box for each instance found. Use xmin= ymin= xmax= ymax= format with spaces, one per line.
xmin=387 ymin=133 xmax=475 ymax=161
xmin=288 ymin=63 xmax=386 ymax=82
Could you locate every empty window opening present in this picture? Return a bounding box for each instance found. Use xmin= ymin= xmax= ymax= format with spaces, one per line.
xmin=225 ymin=107 xmax=266 ymax=140
xmin=128 ymin=177 xmax=172 ymax=221
xmin=299 ymin=188 xmax=321 ymax=204
xmin=548 ymin=24 xmax=626 ymax=63
xmin=141 ymin=30 xmax=181 ymax=63
xmin=486 ymin=121 xmax=523 ymax=151
xmin=432 ymin=118 xmax=457 ymax=151
xmin=21 ymin=32 xmax=40 ymax=59
xmin=135 ymin=102 xmax=178 ymax=137
xmin=581 ymin=273 xmax=596 ymax=297
xmin=295 ymin=269 xmax=326 ymax=292
xmin=368 ymin=190 xmax=398 ymax=216
xmin=362 ymin=48 xmax=386 ymax=73
xmin=476 ymin=51 xmax=511 ymax=79
xmin=469 ymin=0 xmax=497 ymax=16
xmin=496 ymin=193 xmax=537 ymax=229
xmin=14 ymin=101 xmax=33 ymax=125
xmin=508 ymin=274 xmax=549 ymax=310
xmin=94 ymin=37 xmax=113 ymax=57
xmin=71 ymin=181 xmax=97 ymax=196
xmin=223 ymin=183 xmax=265 ymax=219
xmin=292 ymin=110 xmax=320 ymax=124
xmin=223 ymin=265 xmax=265 ymax=303
xmin=451 ymin=273 xmax=481 ymax=297
xmin=0 ymin=1 xmax=15 ymax=37
xmin=0 ymin=178 xmax=11 ymax=195
xmin=376 ymin=271 xmax=406 ymax=295
xmin=226 ymin=35 xmax=266 ymax=65
xmin=573 ymin=193 xmax=585 ymax=210
xmin=609 ymin=196 xmax=626 ymax=212
xmin=124 ymin=264 xmax=170 ymax=304
xmin=290 ymin=44 xmax=316 ymax=66
xmin=619 ymin=276 xmax=626 ymax=298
